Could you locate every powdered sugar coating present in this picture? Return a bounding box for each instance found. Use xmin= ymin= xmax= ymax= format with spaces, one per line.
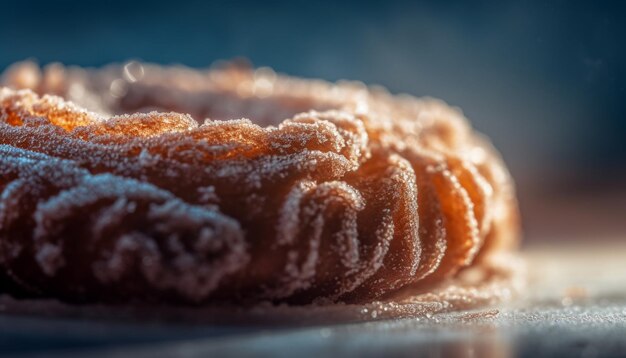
xmin=0 ymin=62 xmax=519 ymax=304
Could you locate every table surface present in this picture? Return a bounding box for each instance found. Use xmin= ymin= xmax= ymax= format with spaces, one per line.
xmin=1 ymin=244 xmax=625 ymax=358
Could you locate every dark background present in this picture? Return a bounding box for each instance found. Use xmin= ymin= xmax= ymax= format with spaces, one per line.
xmin=1 ymin=0 xmax=625 ymax=242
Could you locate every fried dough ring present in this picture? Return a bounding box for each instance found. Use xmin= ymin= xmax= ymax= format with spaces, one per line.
xmin=0 ymin=62 xmax=519 ymax=304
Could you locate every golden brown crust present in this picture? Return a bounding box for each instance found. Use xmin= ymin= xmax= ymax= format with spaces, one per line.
xmin=0 ymin=61 xmax=519 ymax=304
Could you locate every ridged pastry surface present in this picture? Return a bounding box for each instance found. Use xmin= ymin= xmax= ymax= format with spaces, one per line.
xmin=0 ymin=61 xmax=519 ymax=305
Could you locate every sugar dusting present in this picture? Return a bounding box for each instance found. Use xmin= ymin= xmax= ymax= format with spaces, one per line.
xmin=0 ymin=61 xmax=520 ymax=309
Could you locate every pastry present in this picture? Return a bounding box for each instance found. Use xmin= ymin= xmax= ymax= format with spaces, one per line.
xmin=0 ymin=61 xmax=519 ymax=305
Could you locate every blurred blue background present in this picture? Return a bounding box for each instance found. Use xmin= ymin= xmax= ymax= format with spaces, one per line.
xmin=1 ymin=0 xmax=625 ymax=241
